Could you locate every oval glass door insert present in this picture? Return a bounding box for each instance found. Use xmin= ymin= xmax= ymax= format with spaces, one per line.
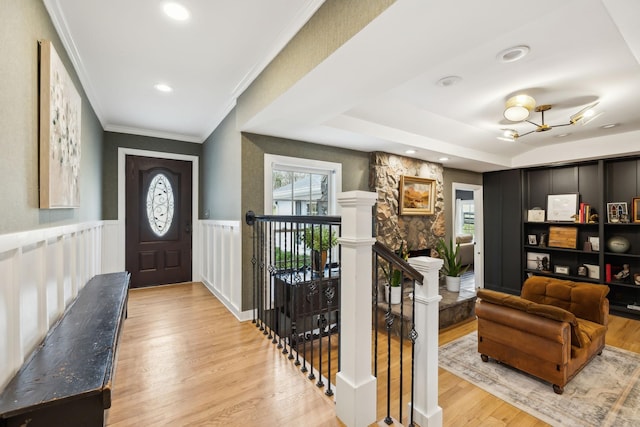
xmin=146 ymin=173 xmax=175 ymax=236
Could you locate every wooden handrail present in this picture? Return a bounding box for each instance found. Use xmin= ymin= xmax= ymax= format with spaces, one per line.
xmin=373 ymin=241 xmax=424 ymax=285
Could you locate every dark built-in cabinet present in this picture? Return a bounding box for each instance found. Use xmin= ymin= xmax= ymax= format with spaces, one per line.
xmin=483 ymin=169 xmax=523 ymax=295
xmin=484 ymin=158 xmax=640 ymax=319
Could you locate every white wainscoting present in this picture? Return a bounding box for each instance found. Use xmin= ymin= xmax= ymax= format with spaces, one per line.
xmin=0 ymin=222 xmax=103 ymax=389
xmin=199 ymin=220 xmax=249 ymax=321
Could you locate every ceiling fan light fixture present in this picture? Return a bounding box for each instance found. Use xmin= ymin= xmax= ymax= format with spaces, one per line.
xmin=504 ymin=94 xmax=536 ymax=121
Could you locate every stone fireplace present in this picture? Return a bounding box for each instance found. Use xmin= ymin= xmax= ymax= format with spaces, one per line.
xmin=369 ymin=152 xmax=445 ymax=254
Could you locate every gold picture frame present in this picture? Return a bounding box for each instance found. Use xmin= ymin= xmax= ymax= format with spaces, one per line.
xmin=399 ymin=176 xmax=435 ymax=215
xmin=633 ymin=197 xmax=640 ymax=223
xmin=39 ymin=39 xmax=82 ymax=208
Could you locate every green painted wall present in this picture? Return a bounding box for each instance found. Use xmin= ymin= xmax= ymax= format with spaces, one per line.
xmin=0 ymin=0 xmax=103 ymax=234
xmin=102 ymin=132 xmax=202 ymax=220
xmin=201 ymin=109 xmax=241 ymax=221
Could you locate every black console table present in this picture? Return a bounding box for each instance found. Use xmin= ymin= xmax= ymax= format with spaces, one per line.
xmin=271 ymin=270 xmax=340 ymax=342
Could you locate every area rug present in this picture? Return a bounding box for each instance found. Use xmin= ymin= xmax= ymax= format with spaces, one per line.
xmin=439 ymin=332 xmax=640 ymax=426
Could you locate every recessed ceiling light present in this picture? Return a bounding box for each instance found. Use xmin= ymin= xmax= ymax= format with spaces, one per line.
xmin=436 ymin=76 xmax=462 ymax=87
xmin=496 ymin=45 xmax=530 ymax=63
xmin=438 ymin=157 xmax=449 ymax=162
xmin=555 ymin=133 xmax=570 ymax=138
xmin=163 ymin=2 xmax=190 ymax=21
xmin=405 ymin=149 xmax=416 ymax=154
xmin=601 ymin=123 xmax=617 ymax=129
xmin=154 ymin=83 xmax=173 ymax=93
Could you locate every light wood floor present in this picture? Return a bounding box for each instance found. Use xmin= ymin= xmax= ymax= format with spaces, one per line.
xmin=106 ymin=282 xmax=640 ymax=427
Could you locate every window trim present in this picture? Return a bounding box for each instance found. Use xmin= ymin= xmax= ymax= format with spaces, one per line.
xmin=264 ymin=154 xmax=342 ymax=215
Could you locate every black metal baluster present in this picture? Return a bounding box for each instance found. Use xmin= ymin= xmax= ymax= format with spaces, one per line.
xmin=325 ymin=278 xmax=337 ymax=397
xmin=316 ymin=313 xmax=325 ymax=388
xmin=259 ymin=221 xmax=266 ymax=334
xmin=308 ymin=285 xmax=316 ymax=381
xmin=269 ymin=221 xmax=276 ymax=342
xmin=250 ymin=215 xmax=257 ymax=326
xmin=277 ymin=220 xmax=284 ymax=350
xmin=384 ymin=261 xmax=393 ymax=425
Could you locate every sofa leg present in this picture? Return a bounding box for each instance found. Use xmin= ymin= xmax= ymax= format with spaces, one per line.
xmin=480 ymin=354 xmax=489 ymax=363
xmin=553 ymin=384 xmax=564 ymax=395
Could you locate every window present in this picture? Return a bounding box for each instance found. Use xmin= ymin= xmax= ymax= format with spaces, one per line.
xmin=264 ymin=155 xmax=341 ymax=216
xmin=455 ymin=198 xmax=475 ymax=236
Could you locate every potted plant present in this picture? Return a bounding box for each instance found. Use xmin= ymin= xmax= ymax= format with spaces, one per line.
xmin=381 ymin=264 xmax=403 ymax=304
xmin=380 ymin=242 xmax=408 ymax=304
xmin=302 ymin=225 xmax=338 ymax=274
xmin=435 ymin=237 xmax=469 ymax=292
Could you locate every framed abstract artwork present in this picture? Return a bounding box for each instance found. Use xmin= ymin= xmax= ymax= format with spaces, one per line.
xmin=39 ymin=39 xmax=82 ymax=208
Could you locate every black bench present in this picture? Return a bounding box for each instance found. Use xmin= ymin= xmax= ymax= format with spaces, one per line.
xmin=0 ymin=272 xmax=130 ymax=427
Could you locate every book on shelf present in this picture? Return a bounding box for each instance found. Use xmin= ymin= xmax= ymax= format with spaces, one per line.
xmin=578 ymin=202 xmax=591 ymax=223
xmin=606 ymin=263 xmax=612 ymax=283
xmin=627 ymin=303 xmax=640 ymax=311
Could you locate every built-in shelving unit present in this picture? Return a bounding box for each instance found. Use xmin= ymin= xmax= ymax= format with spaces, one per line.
xmin=480 ymin=159 xmax=640 ymax=318
xmin=517 ymin=159 xmax=640 ymax=319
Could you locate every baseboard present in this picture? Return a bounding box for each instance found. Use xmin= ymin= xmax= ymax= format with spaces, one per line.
xmin=201 ymin=279 xmax=253 ymax=322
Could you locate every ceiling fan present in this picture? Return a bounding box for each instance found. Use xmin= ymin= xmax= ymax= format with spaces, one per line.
xmin=498 ymin=94 xmax=602 ymax=141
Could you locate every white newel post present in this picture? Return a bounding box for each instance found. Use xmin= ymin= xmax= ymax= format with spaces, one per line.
xmin=335 ymin=191 xmax=378 ymax=427
xmin=408 ymin=256 xmax=444 ymax=427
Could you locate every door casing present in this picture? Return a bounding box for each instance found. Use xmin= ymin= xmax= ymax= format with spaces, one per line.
xmin=116 ymin=148 xmax=200 ymax=279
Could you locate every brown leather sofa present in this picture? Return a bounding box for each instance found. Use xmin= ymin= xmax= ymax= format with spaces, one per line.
xmin=475 ymin=276 xmax=609 ymax=394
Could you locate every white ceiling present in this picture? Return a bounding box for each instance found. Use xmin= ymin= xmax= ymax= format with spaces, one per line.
xmin=46 ymin=0 xmax=640 ymax=172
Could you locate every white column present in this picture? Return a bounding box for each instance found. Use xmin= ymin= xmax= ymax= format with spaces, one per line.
xmin=335 ymin=191 xmax=377 ymax=427
xmin=408 ymin=256 xmax=444 ymax=427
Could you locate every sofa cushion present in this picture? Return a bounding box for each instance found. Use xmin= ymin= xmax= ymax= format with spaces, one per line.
xmin=477 ymin=288 xmax=585 ymax=348
xmin=521 ymin=276 xmax=609 ymax=324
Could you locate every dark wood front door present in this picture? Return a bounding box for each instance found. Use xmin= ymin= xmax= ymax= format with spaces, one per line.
xmin=125 ymin=156 xmax=192 ymax=288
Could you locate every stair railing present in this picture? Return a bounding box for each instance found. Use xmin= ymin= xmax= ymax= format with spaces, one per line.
xmin=372 ymin=241 xmax=424 ymax=426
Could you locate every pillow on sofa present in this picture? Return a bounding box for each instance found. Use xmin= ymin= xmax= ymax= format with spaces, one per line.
xmin=477 ymin=289 xmax=584 ymax=348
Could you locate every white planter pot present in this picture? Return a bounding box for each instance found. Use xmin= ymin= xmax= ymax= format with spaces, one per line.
xmin=385 ymin=285 xmax=402 ymax=305
xmin=445 ymin=276 xmax=461 ymax=292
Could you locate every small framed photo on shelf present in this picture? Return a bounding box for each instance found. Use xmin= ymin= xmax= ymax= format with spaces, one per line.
xmin=527 ymin=209 xmax=545 ymax=222
xmin=588 ymin=236 xmax=600 ymax=251
xmin=632 ymin=197 xmax=640 ymax=223
xmin=607 ymin=202 xmax=628 ymax=223
xmin=584 ymin=264 xmax=600 ymax=280
xmin=577 ymin=265 xmax=588 ymax=277
xmin=554 ymin=265 xmax=570 ymax=275
xmin=526 ymin=252 xmax=550 ymax=271
xmin=527 ymin=234 xmax=538 ymax=245
xmin=547 ymin=194 xmax=579 ymax=222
